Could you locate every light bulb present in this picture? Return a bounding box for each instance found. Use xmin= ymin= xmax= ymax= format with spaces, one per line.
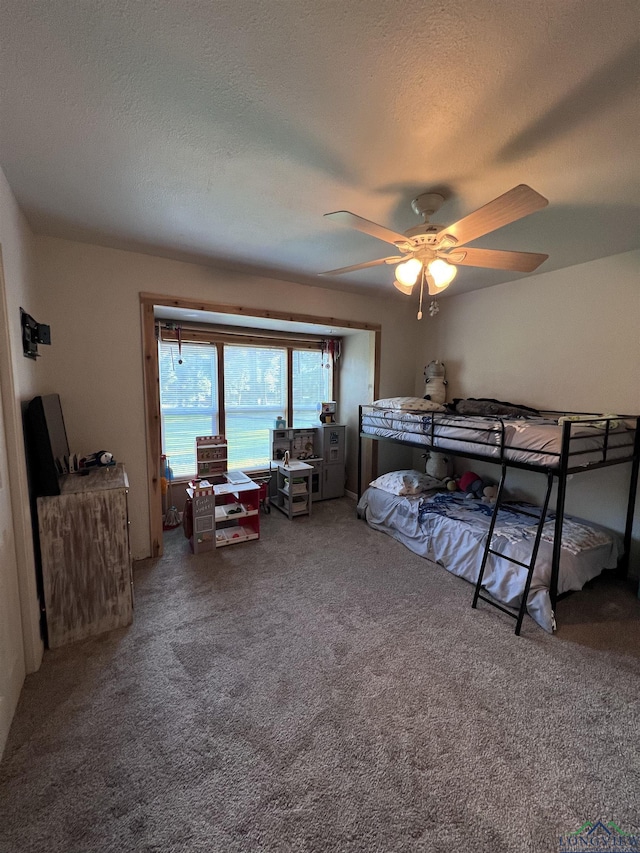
xmin=395 ymin=258 xmax=423 ymax=286
xmin=393 ymin=278 xmax=415 ymax=295
xmin=425 ymin=273 xmax=441 ymax=297
xmin=427 ymin=258 xmax=457 ymax=288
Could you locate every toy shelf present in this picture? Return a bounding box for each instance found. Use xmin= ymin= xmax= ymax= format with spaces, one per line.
xmin=196 ymin=434 xmax=228 ymax=479
xmin=272 ymin=460 xmax=313 ymax=519
xmin=215 ymin=502 xmax=259 ymax=520
xmin=215 ymin=526 xmax=259 ymax=547
xmin=187 ymin=472 xmax=260 ymax=552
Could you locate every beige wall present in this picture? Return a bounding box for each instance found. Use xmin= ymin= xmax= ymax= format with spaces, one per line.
xmin=35 ymin=236 xmax=422 ymax=559
xmin=422 ymin=251 xmax=639 ymax=411
xmin=339 ymin=330 xmax=374 ymax=495
xmin=418 ymin=250 xmax=640 ymax=569
xmin=0 ymin=166 xmax=44 ymax=755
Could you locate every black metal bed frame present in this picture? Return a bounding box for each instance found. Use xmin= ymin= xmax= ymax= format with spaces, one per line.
xmin=357 ymin=405 xmax=640 ymax=633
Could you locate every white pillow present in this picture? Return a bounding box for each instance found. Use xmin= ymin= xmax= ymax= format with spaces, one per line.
xmin=372 ymin=396 xmax=445 ymax=412
xmin=370 ymin=469 xmax=442 ymax=496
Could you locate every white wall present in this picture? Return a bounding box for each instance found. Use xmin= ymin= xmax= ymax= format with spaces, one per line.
xmin=35 ymin=236 xmax=422 ymax=559
xmin=419 ymin=250 xmax=640 ymax=570
xmin=0 ymin=166 xmax=44 ymax=755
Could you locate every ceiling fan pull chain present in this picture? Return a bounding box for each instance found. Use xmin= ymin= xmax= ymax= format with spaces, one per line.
xmin=417 ymin=267 xmax=425 ymax=320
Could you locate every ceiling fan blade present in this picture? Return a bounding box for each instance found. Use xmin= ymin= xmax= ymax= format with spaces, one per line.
xmin=438 ymin=185 xmax=548 ymax=247
xmin=320 ymin=256 xmax=406 ymax=276
xmin=324 ymin=211 xmax=411 ymax=247
xmin=442 ymin=247 xmax=549 ymax=272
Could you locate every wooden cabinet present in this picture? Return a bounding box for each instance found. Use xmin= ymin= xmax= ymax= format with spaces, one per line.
xmin=37 ymin=464 xmax=133 ymax=648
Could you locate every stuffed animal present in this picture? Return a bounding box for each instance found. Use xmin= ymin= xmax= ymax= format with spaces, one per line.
xmin=482 ymin=484 xmax=498 ymax=504
xmin=425 ymin=451 xmax=452 ymax=482
xmin=457 ymin=470 xmax=487 ymax=499
xmin=423 ymin=360 xmax=448 ymax=406
xmin=441 ymin=472 xmax=497 ymax=499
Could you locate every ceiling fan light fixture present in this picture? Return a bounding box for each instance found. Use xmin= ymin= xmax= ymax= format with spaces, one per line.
xmin=395 ymin=257 xmax=423 ymax=286
xmin=393 ymin=277 xmax=415 ymax=295
xmin=322 ymin=185 xmax=549 ymax=316
xmin=425 ymin=273 xmax=439 ymax=297
xmin=427 ymin=258 xmax=457 ymax=288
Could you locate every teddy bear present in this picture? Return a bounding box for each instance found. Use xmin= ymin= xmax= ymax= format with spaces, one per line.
xmin=423 ymin=360 xmax=448 ymax=406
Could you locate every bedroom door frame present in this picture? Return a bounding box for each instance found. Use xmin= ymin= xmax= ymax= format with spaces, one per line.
xmin=140 ymin=292 xmax=381 ymax=558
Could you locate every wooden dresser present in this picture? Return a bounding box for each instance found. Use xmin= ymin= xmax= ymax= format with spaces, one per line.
xmin=37 ymin=463 xmax=133 ymax=648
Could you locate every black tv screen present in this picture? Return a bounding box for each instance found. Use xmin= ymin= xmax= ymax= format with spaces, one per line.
xmin=24 ymin=394 xmax=70 ymax=496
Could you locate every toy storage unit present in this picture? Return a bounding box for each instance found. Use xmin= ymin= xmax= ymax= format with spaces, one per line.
xmin=273 ymin=460 xmax=313 ymax=519
xmin=195 ymin=435 xmax=228 ymax=479
xmin=270 ymin=425 xmax=345 ymax=501
xmin=186 ymin=471 xmax=260 ymax=553
xmin=213 ymin=474 xmax=261 ymax=547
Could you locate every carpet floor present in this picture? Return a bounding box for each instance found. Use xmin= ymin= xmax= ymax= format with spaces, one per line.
xmin=1 ymin=497 xmax=639 ymax=853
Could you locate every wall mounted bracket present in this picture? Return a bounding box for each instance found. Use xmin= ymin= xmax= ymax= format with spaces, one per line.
xmin=21 ymin=308 xmax=51 ymax=359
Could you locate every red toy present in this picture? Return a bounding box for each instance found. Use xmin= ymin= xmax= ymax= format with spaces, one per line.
xmin=457 ymin=471 xmax=483 ymax=496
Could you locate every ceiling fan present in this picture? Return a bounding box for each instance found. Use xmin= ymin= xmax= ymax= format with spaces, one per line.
xmin=320 ymin=185 xmax=549 ymax=315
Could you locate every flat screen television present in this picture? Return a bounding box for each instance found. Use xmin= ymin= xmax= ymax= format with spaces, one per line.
xmin=24 ymin=394 xmax=70 ymax=496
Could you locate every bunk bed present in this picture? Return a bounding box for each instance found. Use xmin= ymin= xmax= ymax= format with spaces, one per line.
xmin=356 ymin=402 xmax=640 ymax=634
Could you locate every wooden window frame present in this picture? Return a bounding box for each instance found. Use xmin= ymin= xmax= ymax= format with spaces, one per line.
xmin=141 ymin=293 xmax=380 ymax=557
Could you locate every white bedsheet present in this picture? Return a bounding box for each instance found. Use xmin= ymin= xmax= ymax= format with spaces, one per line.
xmin=357 ymin=487 xmax=622 ymax=633
xmin=361 ymin=410 xmax=632 ymax=468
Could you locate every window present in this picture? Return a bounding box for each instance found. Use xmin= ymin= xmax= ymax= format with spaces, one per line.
xmin=292 ymin=349 xmax=331 ymax=426
xmin=159 ymin=335 xmax=335 ymax=475
xmin=159 ymin=342 xmax=218 ymax=478
xmin=224 ymin=345 xmax=286 ymax=469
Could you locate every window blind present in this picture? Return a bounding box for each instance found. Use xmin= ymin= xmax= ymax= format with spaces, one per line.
xmin=224 ymin=344 xmax=286 ymax=469
xmin=159 ymin=341 xmax=218 ymax=477
xmin=158 ymin=336 xmax=335 ymax=475
xmin=292 ymin=349 xmax=331 ymax=427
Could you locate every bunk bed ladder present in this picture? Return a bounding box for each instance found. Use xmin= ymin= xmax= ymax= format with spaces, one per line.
xmin=472 ymin=467 xmax=555 ymax=635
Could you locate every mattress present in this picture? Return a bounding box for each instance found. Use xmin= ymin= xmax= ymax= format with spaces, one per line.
xmin=357 ymin=486 xmax=622 ymax=633
xmin=361 ymin=408 xmax=633 ymax=469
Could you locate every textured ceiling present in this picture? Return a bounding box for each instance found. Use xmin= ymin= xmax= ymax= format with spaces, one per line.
xmin=1 ymin=0 xmax=638 ymax=297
